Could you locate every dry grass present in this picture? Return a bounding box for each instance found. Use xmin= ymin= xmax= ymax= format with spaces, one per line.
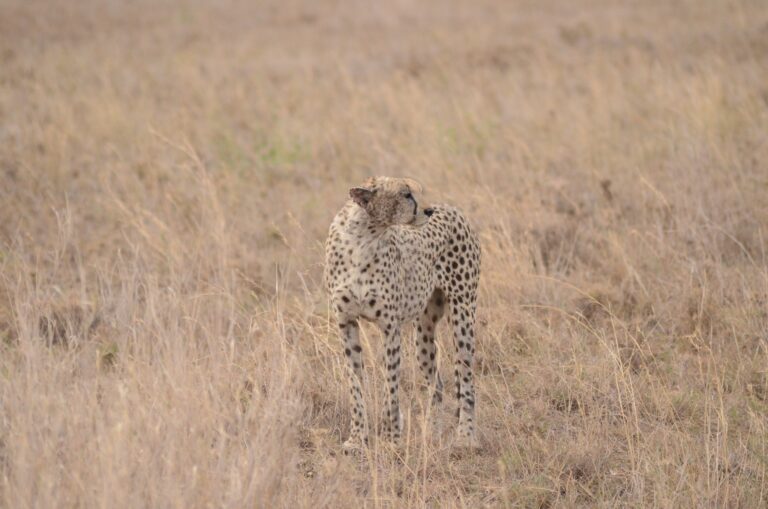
xmin=1 ymin=0 xmax=767 ymax=507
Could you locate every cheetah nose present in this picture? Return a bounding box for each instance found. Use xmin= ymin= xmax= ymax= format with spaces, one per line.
xmin=424 ymin=208 xmax=434 ymax=217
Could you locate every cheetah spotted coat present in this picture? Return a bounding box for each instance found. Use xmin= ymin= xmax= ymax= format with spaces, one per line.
xmin=324 ymin=177 xmax=480 ymax=450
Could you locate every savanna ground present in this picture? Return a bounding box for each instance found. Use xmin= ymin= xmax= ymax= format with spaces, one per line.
xmin=1 ymin=0 xmax=767 ymax=507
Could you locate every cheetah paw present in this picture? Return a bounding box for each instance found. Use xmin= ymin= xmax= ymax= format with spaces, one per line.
xmin=453 ymin=432 xmax=480 ymax=452
xmin=341 ymin=436 xmax=367 ymax=455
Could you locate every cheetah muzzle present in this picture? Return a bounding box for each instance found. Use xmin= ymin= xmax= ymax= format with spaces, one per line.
xmin=324 ymin=176 xmax=481 ymax=452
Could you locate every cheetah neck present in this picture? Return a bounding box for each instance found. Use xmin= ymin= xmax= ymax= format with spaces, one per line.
xmin=336 ymin=203 xmax=397 ymax=272
xmin=343 ymin=202 xmax=389 ymax=241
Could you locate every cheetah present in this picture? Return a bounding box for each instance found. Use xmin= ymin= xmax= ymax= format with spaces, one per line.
xmin=324 ymin=176 xmax=481 ymax=452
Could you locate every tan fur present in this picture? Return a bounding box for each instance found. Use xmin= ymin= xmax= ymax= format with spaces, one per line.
xmin=324 ymin=176 xmax=481 ymax=451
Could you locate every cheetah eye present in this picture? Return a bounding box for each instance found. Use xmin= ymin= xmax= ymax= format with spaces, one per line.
xmin=404 ymin=192 xmax=413 ymax=200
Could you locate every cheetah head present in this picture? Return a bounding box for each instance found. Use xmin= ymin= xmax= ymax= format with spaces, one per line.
xmin=349 ymin=176 xmax=432 ymax=227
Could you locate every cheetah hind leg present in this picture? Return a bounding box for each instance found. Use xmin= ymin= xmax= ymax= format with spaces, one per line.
xmin=417 ymin=289 xmax=446 ymax=435
xmin=381 ymin=326 xmax=404 ymax=443
xmin=449 ymin=300 xmax=480 ymax=451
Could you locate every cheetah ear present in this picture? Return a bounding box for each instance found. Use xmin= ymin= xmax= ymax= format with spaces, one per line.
xmin=402 ymin=177 xmax=423 ymax=193
xmin=350 ymin=187 xmax=375 ymax=208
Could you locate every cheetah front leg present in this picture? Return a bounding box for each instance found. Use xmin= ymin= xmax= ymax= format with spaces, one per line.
xmin=339 ymin=320 xmax=368 ymax=452
xmin=449 ymin=301 xmax=478 ymax=448
xmin=381 ymin=324 xmax=403 ymax=443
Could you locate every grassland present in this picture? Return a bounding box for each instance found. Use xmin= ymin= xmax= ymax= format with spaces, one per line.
xmin=1 ymin=0 xmax=767 ymax=507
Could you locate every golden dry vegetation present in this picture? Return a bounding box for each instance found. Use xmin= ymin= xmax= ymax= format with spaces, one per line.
xmin=1 ymin=0 xmax=767 ymax=507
